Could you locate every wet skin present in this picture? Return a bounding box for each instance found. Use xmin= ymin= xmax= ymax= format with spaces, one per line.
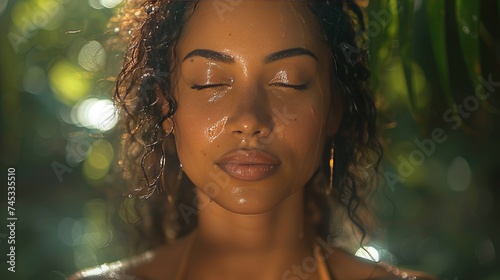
xmin=168 ymin=1 xmax=342 ymax=279
xmin=173 ymin=2 xmax=338 ymax=214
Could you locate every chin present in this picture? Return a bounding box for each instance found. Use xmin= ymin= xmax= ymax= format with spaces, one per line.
xmin=198 ymin=184 xmax=299 ymax=215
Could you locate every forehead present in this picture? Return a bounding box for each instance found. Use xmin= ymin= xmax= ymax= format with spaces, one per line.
xmin=177 ymin=0 xmax=328 ymax=59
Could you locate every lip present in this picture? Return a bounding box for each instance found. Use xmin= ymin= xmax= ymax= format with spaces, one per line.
xmin=215 ymin=150 xmax=281 ymax=181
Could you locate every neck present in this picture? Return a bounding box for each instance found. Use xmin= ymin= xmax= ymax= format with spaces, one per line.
xmin=197 ymin=188 xmax=311 ymax=250
xmin=189 ymin=188 xmax=317 ymax=279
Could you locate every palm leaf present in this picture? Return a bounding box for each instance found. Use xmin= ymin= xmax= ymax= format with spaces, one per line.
xmin=398 ymin=0 xmax=418 ymax=115
xmin=425 ymin=0 xmax=455 ymax=117
xmin=455 ymin=0 xmax=481 ymax=93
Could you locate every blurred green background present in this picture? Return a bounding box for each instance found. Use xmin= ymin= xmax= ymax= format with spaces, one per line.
xmin=0 ymin=0 xmax=499 ymax=279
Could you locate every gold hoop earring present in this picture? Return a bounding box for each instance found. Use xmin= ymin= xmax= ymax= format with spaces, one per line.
xmin=327 ymin=143 xmax=335 ymax=196
xmin=162 ymin=117 xmax=174 ymax=136
xmin=178 ymin=163 xmax=183 ymax=182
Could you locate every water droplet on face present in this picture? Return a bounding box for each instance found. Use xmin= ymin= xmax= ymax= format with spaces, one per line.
xmin=205 ymin=117 xmax=228 ymax=143
xmin=270 ymin=70 xmax=290 ymax=84
xmin=208 ymin=91 xmax=226 ymax=102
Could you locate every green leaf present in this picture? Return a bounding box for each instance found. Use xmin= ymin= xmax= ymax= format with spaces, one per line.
xmin=398 ymin=0 xmax=418 ymax=115
xmin=368 ymin=0 xmax=400 ymax=91
xmin=455 ymin=0 xmax=481 ymax=90
xmin=425 ymin=1 xmax=455 ymax=116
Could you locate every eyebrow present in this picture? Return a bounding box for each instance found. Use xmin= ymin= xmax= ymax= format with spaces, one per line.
xmin=182 ymin=47 xmax=318 ymax=64
xmin=264 ymin=48 xmax=318 ymax=63
xmin=183 ymin=49 xmax=234 ymax=63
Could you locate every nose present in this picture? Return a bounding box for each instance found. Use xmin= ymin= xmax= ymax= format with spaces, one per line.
xmin=226 ymin=88 xmax=273 ymax=141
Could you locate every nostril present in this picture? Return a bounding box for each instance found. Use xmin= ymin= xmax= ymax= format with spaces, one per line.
xmin=232 ymin=128 xmax=271 ymax=139
xmin=232 ymin=130 xmax=246 ymax=139
xmin=254 ymin=130 xmax=264 ymax=136
xmin=227 ymin=110 xmax=274 ymax=140
xmin=253 ymin=127 xmax=271 ymax=138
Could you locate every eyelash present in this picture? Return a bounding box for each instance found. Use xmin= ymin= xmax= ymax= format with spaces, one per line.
xmin=270 ymin=82 xmax=309 ymax=91
xmin=191 ymin=83 xmax=309 ymax=91
xmin=190 ymin=84 xmax=229 ymax=90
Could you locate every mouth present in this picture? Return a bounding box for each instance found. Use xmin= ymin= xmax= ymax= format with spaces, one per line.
xmin=215 ymin=150 xmax=281 ymax=181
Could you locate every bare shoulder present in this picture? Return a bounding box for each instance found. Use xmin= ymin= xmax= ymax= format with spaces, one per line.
xmin=326 ymin=246 xmax=437 ymax=280
xmin=67 ymin=233 xmax=193 ymax=280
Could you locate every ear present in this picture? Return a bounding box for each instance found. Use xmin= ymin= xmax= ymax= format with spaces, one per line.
xmin=326 ymin=82 xmax=344 ymax=137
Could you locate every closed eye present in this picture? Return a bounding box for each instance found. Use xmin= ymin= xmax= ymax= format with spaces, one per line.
xmin=270 ymin=82 xmax=309 ymax=91
xmin=190 ymin=84 xmax=229 ymax=90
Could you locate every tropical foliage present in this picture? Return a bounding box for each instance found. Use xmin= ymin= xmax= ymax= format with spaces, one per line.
xmin=0 ymin=1 xmax=498 ymax=279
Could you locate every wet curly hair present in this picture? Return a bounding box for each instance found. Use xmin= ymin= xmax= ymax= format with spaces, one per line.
xmin=109 ymin=0 xmax=382 ymax=252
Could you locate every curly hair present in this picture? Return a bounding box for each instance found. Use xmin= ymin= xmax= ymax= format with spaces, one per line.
xmin=110 ymin=0 xmax=382 ymax=252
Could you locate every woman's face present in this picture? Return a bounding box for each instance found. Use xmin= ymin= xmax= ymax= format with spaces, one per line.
xmin=172 ymin=0 xmax=340 ymax=214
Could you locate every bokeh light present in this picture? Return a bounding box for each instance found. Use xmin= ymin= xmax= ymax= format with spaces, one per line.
xmin=82 ymin=140 xmax=114 ymax=184
xmin=447 ymin=156 xmax=471 ymax=192
xmin=71 ymin=98 xmax=118 ymax=131
xmin=475 ymin=238 xmax=496 ymax=266
xmin=11 ymin=0 xmax=65 ymax=32
xmin=49 ymin=59 xmax=91 ymax=106
xmin=355 ymin=246 xmax=381 ymax=262
xmin=88 ymin=0 xmax=104 ymax=10
xmin=99 ymin=0 xmax=123 ymax=9
xmin=78 ymin=40 xmax=106 ymax=72
xmin=82 ymin=199 xmax=111 ymax=248
xmin=73 ymin=246 xmax=98 ymax=269
xmin=57 ymin=200 xmax=112 ymax=269
xmin=0 ymin=0 xmax=8 ymax=16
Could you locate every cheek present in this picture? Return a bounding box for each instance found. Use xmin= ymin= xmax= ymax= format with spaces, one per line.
xmin=173 ymin=84 xmax=229 ymax=145
xmin=281 ymin=99 xmax=328 ymax=170
xmin=293 ymin=105 xmax=326 ymax=153
xmin=175 ymin=116 xmax=226 ymax=146
xmin=173 ymin=104 xmax=209 ymax=166
xmin=173 ymin=103 xmax=228 ymax=182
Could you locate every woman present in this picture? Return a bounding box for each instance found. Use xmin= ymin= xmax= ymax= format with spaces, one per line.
xmin=70 ymin=0 xmax=435 ymax=279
